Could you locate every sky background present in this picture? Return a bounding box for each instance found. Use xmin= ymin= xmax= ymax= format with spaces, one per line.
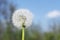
xmin=11 ymin=0 xmax=60 ymax=31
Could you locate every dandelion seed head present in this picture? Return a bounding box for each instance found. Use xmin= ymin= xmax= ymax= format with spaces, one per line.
xmin=12 ymin=9 xmax=33 ymax=29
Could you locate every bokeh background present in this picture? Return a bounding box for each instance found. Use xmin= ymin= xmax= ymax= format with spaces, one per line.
xmin=0 ymin=0 xmax=60 ymax=40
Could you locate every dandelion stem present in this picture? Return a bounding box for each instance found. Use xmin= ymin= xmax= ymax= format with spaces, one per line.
xmin=22 ymin=27 xmax=24 ymax=40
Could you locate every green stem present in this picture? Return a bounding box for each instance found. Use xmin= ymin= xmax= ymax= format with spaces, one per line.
xmin=22 ymin=27 xmax=24 ymax=40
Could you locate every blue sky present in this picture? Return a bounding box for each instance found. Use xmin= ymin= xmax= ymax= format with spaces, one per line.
xmin=12 ymin=0 xmax=60 ymax=31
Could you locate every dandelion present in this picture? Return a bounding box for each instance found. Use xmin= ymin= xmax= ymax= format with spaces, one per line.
xmin=12 ymin=9 xmax=33 ymax=40
xmin=12 ymin=9 xmax=33 ymax=29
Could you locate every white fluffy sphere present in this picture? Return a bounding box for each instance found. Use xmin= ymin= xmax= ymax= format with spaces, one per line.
xmin=12 ymin=9 xmax=33 ymax=29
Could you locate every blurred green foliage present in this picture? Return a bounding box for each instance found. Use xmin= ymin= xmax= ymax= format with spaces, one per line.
xmin=0 ymin=23 xmax=60 ymax=40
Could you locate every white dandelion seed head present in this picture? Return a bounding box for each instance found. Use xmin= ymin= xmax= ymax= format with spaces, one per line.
xmin=12 ymin=9 xmax=33 ymax=29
